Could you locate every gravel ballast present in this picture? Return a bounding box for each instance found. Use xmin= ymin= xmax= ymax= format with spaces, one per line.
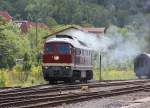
xmin=56 ymin=91 xmax=150 ymax=108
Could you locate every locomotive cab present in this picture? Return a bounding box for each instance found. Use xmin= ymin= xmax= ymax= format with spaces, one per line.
xmin=42 ymin=41 xmax=75 ymax=83
xmin=43 ymin=42 xmax=74 ymax=63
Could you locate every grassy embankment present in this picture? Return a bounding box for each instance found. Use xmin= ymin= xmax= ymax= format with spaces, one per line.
xmin=0 ymin=65 xmax=46 ymax=87
xmin=94 ymin=68 xmax=136 ymax=80
xmin=0 ymin=66 xmax=136 ymax=87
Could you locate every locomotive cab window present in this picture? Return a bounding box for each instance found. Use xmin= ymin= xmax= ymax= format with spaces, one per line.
xmin=58 ymin=44 xmax=70 ymax=54
xmin=45 ymin=44 xmax=53 ymax=53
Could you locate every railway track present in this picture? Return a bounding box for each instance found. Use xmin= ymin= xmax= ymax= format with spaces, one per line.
xmin=0 ymin=83 xmax=150 ymax=108
xmin=0 ymin=79 xmax=142 ymax=93
xmin=0 ymin=79 xmax=150 ymax=108
xmin=0 ymin=79 xmax=149 ymax=98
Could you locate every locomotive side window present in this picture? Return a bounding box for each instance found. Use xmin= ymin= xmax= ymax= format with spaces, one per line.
xmin=76 ymin=49 xmax=81 ymax=55
xmin=81 ymin=50 xmax=83 ymax=55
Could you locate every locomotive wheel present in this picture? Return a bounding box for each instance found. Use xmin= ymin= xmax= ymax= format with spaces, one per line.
xmin=64 ymin=78 xmax=75 ymax=84
xmin=69 ymin=78 xmax=75 ymax=83
xmin=137 ymin=76 xmax=142 ymax=79
xmin=147 ymin=75 xmax=150 ymax=79
xmin=49 ymin=80 xmax=57 ymax=84
xmin=86 ymin=70 xmax=93 ymax=80
xmin=80 ymin=78 xmax=87 ymax=83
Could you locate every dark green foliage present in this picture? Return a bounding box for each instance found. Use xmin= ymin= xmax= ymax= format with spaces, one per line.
xmin=0 ymin=77 xmax=5 ymax=87
xmin=46 ymin=17 xmax=58 ymax=27
xmin=0 ymin=24 xmax=16 ymax=69
xmin=1 ymin=0 xmax=149 ymax=27
xmin=23 ymin=53 xmax=29 ymax=62
xmin=0 ymin=17 xmax=49 ymax=69
xmin=22 ymin=53 xmax=31 ymax=71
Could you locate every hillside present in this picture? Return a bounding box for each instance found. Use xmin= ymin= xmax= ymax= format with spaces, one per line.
xmin=0 ymin=0 xmax=150 ymax=27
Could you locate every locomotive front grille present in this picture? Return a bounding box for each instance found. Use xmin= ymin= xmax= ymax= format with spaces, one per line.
xmin=43 ymin=66 xmax=72 ymax=78
xmin=53 ymin=70 xmax=61 ymax=76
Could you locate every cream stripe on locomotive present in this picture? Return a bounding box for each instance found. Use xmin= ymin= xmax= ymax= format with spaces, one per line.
xmin=42 ymin=63 xmax=93 ymax=68
xmin=74 ymin=65 xmax=93 ymax=68
xmin=42 ymin=63 xmax=74 ymax=67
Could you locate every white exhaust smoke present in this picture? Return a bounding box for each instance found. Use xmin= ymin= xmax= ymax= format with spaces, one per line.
xmin=69 ymin=25 xmax=149 ymax=68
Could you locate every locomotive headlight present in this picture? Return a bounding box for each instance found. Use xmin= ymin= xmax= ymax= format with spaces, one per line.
xmin=65 ymin=66 xmax=70 ymax=69
xmin=45 ymin=66 xmax=48 ymax=69
xmin=43 ymin=66 xmax=48 ymax=69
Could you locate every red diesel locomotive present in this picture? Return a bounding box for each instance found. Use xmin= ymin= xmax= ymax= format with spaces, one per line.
xmin=42 ymin=35 xmax=93 ymax=83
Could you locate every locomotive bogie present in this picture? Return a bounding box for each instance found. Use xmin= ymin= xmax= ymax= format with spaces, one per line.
xmin=42 ymin=66 xmax=93 ymax=83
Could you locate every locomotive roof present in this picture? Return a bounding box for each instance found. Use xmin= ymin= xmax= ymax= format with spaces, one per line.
xmin=46 ymin=36 xmax=91 ymax=50
xmin=136 ymin=53 xmax=150 ymax=58
xmin=144 ymin=53 xmax=150 ymax=58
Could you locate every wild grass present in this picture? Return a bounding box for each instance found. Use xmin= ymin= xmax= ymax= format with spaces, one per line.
xmin=0 ymin=66 xmax=137 ymax=87
xmin=0 ymin=65 xmax=46 ymax=87
xmin=94 ymin=68 xmax=136 ymax=80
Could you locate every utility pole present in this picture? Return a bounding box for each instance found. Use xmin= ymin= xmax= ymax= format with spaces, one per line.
xmin=99 ymin=53 xmax=102 ymax=81
xmin=35 ymin=20 xmax=38 ymax=47
xmin=28 ymin=14 xmax=38 ymax=48
xmin=149 ymin=29 xmax=150 ymax=53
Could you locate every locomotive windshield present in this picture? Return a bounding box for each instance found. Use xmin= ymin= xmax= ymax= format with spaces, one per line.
xmin=46 ymin=45 xmax=53 ymax=53
xmin=58 ymin=44 xmax=70 ymax=54
xmin=45 ymin=43 xmax=71 ymax=54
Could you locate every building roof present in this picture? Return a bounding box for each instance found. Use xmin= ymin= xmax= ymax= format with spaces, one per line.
xmin=44 ymin=25 xmax=105 ymax=39
xmin=14 ymin=20 xmax=49 ymax=33
xmin=83 ymin=27 xmax=105 ymax=33
xmin=14 ymin=20 xmax=49 ymax=29
xmin=0 ymin=11 xmax=12 ymax=21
